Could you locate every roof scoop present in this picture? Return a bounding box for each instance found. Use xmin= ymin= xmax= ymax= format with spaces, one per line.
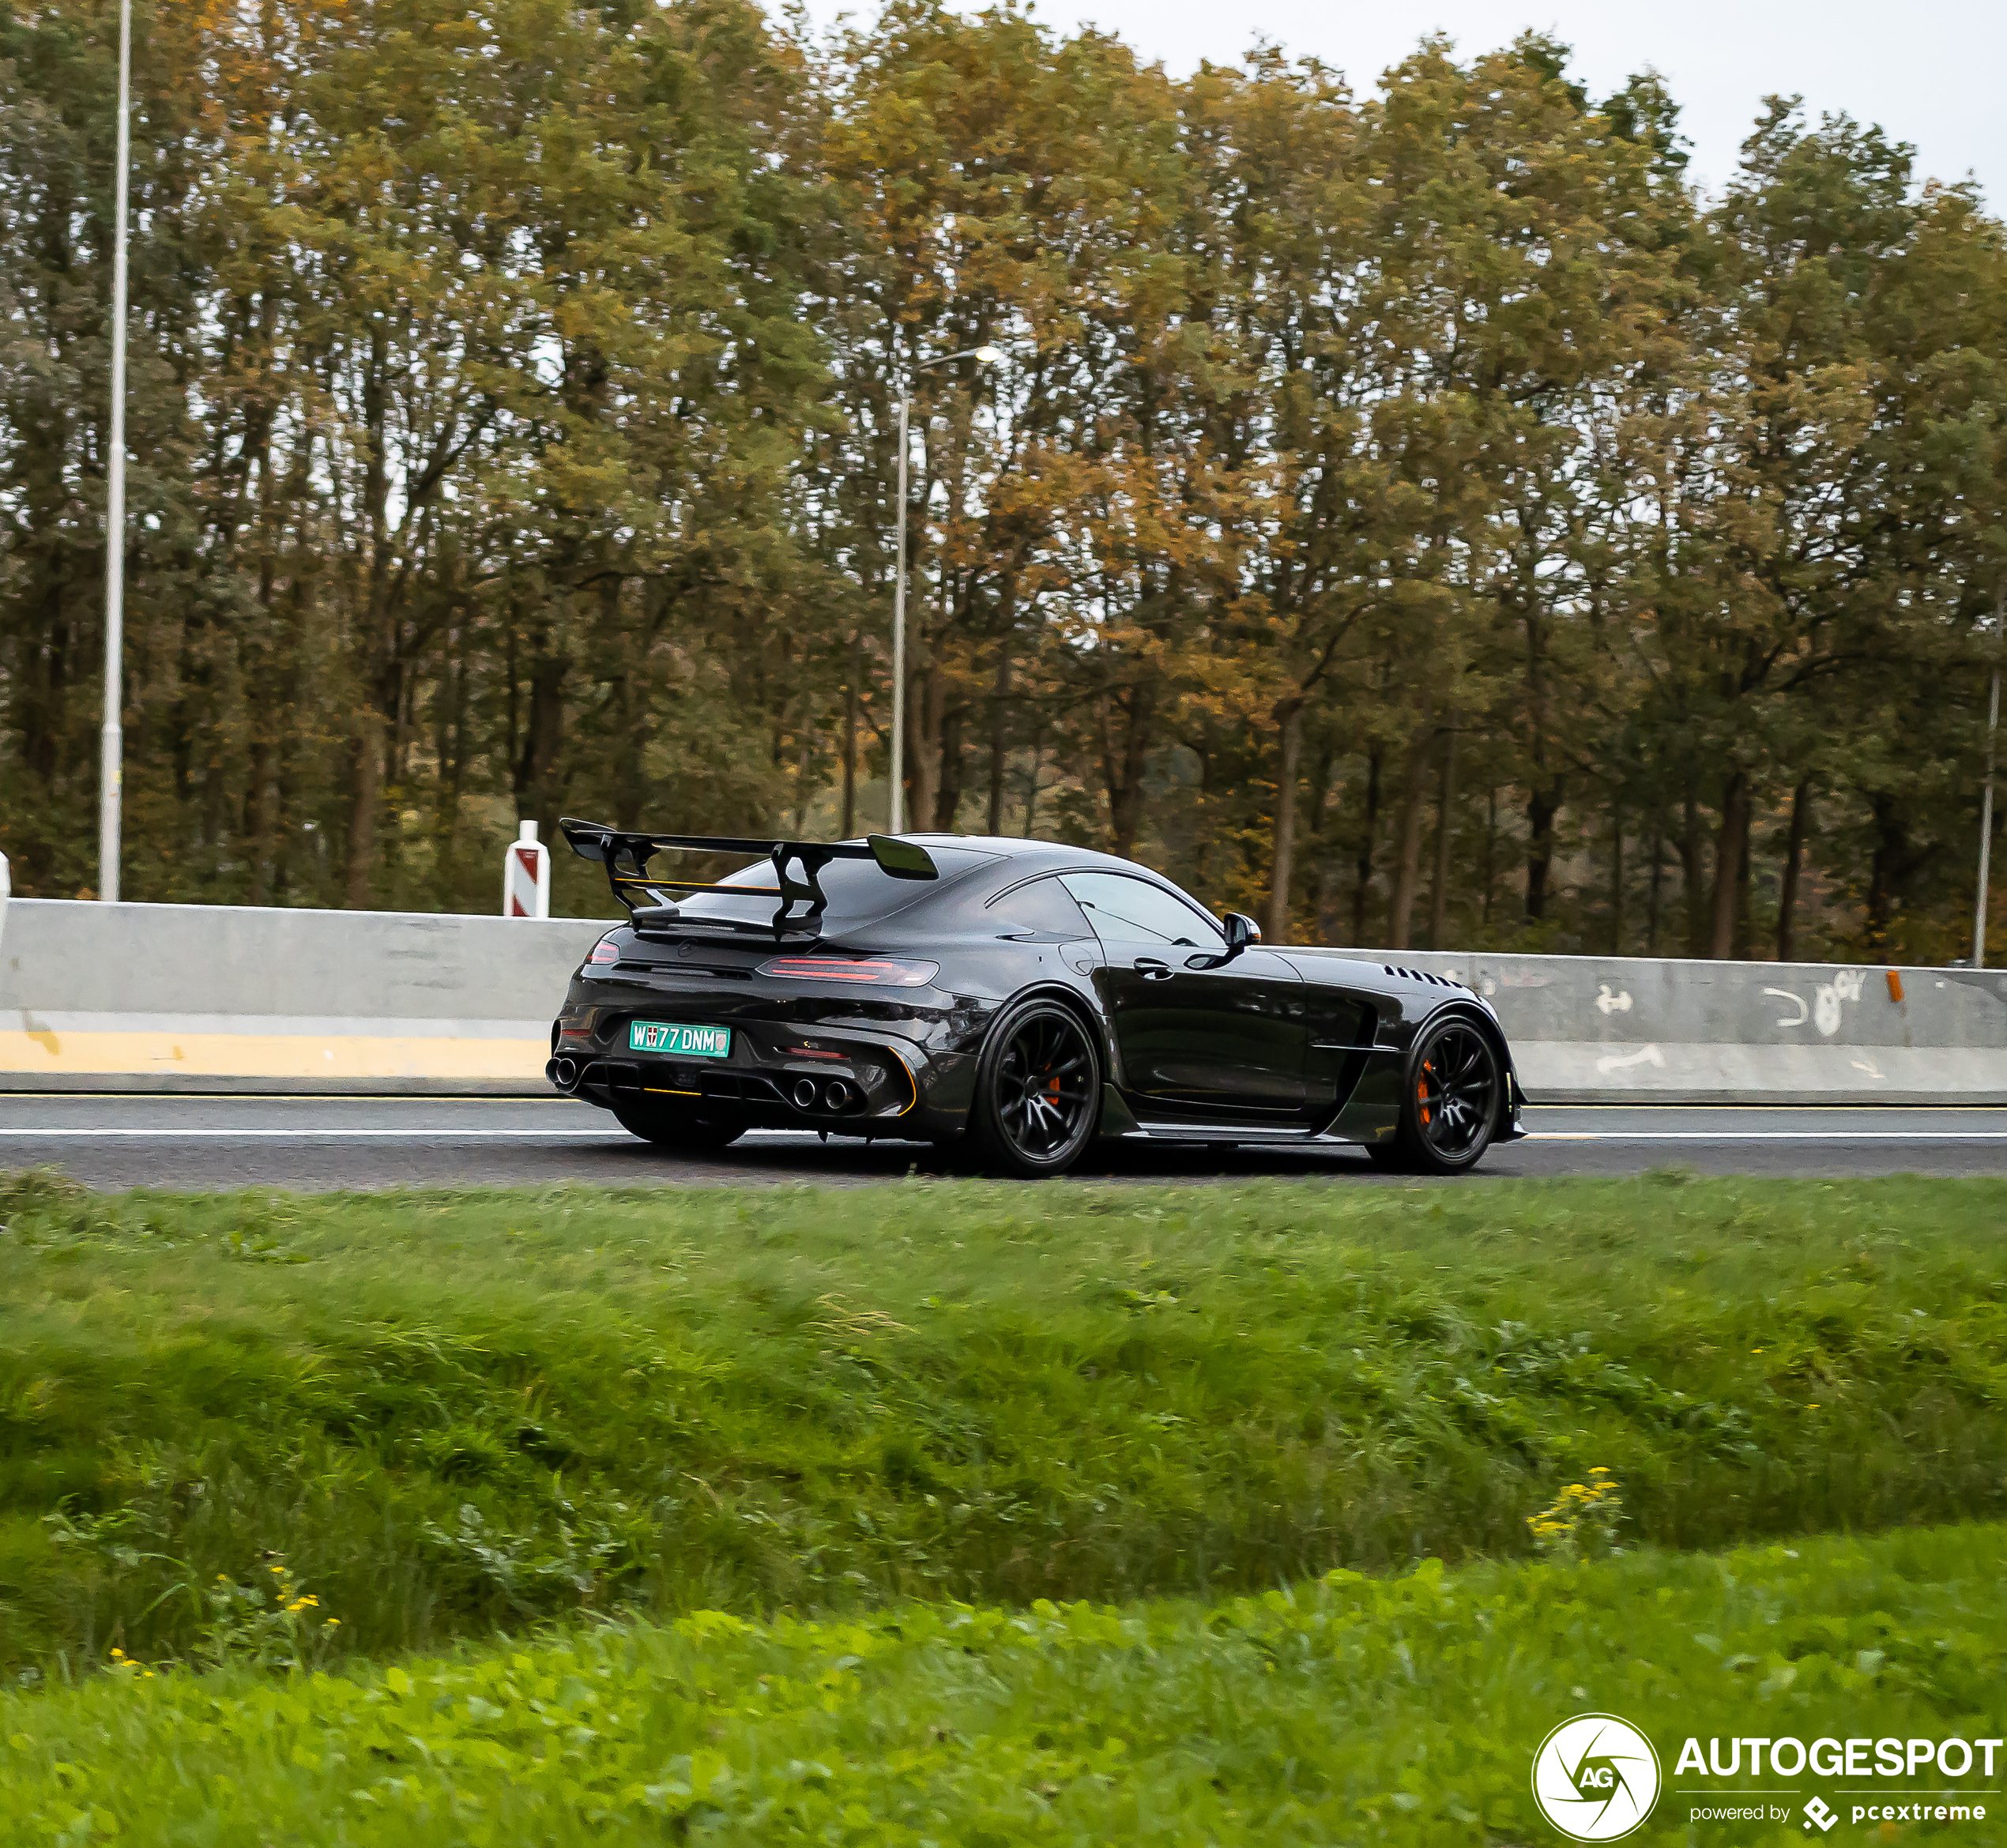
xmin=866 ymin=834 xmax=938 ymax=880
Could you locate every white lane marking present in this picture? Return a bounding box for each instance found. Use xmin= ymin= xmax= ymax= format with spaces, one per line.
xmin=0 ymin=1127 xmax=2001 ymax=1147
xmin=1527 ymin=1131 xmax=2007 ymax=1142
xmin=0 ymin=1127 xmax=849 ymax=1141
xmin=0 ymin=1128 xmax=634 ymax=1139
xmin=1525 ymin=1105 xmax=2007 ymax=1113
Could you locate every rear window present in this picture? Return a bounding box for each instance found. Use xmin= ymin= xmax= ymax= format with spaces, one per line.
xmin=663 ymin=843 xmax=1000 ymax=929
xmin=986 ymin=875 xmax=1092 ymax=939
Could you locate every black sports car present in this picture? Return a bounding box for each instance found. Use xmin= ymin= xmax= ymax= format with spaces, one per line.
xmin=548 ymin=823 xmax=1527 ymax=1176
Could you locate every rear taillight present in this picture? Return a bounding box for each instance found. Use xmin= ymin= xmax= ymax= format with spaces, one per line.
xmin=587 ymin=936 xmax=620 ymax=966
xmin=757 ymin=955 xmax=939 ymax=987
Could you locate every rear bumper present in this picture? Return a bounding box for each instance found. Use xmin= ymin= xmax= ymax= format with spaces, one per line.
xmin=549 ymin=962 xmax=993 ymax=1139
xmin=549 ymin=1022 xmax=974 ymax=1138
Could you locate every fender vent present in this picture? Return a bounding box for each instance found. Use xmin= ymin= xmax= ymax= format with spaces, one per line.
xmin=1384 ymin=965 xmax=1467 ymax=991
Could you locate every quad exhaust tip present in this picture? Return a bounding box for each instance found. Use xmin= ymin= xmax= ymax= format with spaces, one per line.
xmin=551 ymin=1055 xmax=580 ymax=1091
xmin=787 ymin=1074 xmax=858 ymax=1114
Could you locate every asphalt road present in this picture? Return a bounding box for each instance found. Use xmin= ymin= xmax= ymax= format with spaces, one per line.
xmin=2 ymin=1094 xmax=2005 ymax=1191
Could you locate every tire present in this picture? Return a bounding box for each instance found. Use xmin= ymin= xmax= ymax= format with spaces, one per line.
xmin=970 ymin=996 xmax=1102 ymax=1178
xmin=612 ymin=1099 xmax=747 ymax=1152
xmin=1384 ymin=1014 xmax=1503 ymax=1176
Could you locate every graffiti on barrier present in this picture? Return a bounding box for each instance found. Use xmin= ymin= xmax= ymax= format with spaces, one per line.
xmin=1763 ymin=969 xmax=1864 ymax=1037
xmin=1595 ymin=1044 xmax=1666 ymax=1075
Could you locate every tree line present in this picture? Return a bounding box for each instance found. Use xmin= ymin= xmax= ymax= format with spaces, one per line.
xmin=4 ymin=0 xmax=2005 ymax=958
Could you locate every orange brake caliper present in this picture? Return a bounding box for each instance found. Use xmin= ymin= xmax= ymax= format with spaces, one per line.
xmin=1418 ymin=1060 xmax=1433 ymax=1126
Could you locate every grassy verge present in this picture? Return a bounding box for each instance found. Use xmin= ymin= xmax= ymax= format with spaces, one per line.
xmin=6 ymin=1521 xmax=2003 ymax=1845
xmin=3 ymin=1172 xmax=2005 ymax=1676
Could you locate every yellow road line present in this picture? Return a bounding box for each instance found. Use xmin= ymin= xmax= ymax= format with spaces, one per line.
xmin=0 ymin=1030 xmax=548 ymax=1082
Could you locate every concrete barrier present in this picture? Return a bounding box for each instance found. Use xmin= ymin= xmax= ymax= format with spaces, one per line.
xmin=0 ymin=899 xmax=611 ymax=1091
xmin=2 ymin=898 xmax=2004 ymax=1101
xmin=1292 ymin=947 xmax=2007 ymax=1104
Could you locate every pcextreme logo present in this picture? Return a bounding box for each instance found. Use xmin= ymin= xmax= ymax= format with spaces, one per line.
xmin=1532 ymin=1713 xmax=1662 ymax=1841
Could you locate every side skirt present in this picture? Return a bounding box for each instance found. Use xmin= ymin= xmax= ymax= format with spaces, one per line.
xmin=1096 ymin=1082 xmax=1376 ymax=1147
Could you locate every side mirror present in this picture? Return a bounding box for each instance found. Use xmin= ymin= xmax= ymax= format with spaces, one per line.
xmin=1222 ymin=912 xmax=1261 ymax=959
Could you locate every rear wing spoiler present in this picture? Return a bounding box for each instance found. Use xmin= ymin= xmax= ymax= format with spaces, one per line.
xmin=559 ymin=819 xmax=938 ymax=935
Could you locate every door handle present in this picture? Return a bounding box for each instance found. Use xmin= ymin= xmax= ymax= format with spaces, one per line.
xmin=1135 ymin=958 xmax=1173 ymax=981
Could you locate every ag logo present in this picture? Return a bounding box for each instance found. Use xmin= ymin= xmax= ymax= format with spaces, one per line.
xmin=1531 ymin=1713 xmax=1661 ymax=1840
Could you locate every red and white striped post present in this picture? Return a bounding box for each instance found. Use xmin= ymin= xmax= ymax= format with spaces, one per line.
xmin=503 ymin=820 xmax=550 ymax=919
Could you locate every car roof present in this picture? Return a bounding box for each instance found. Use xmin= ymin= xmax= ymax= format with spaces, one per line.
xmin=884 ymin=835 xmax=1180 ymax=881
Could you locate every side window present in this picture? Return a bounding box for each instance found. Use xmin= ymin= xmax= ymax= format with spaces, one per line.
xmin=986 ymin=875 xmax=1092 ymax=939
xmin=1058 ymin=872 xmax=1225 ymax=950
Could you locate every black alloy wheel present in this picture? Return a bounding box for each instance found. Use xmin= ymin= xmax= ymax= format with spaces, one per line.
xmin=612 ymin=1100 xmax=748 ymax=1152
xmin=1384 ymin=1016 xmax=1502 ymax=1175
xmin=971 ymin=997 xmax=1101 ymax=1177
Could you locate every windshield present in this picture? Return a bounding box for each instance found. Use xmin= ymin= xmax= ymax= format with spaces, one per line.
xmin=657 ymin=844 xmax=1000 ymax=930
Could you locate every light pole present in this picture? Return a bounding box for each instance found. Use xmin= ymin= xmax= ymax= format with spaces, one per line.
xmin=889 ymin=344 xmax=1000 ymax=834
xmin=1976 ymin=585 xmax=2005 ymax=968
xmin=99 ymin=0 xmax=133 ymax=902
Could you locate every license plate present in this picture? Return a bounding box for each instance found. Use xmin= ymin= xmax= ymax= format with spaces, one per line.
xmin=628 ymin=1021 xmax=732 ymax=1059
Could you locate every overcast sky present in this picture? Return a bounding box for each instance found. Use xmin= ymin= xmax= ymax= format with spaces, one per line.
xmin=827 ymin=0 xmax=2007 ymax=203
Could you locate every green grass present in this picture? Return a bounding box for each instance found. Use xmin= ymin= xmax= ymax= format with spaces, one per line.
xmin=6 ymin=1521 xmax=2004 ymax=1845
xmin=4 ymin=1170 xmax=2006 ymax=1678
